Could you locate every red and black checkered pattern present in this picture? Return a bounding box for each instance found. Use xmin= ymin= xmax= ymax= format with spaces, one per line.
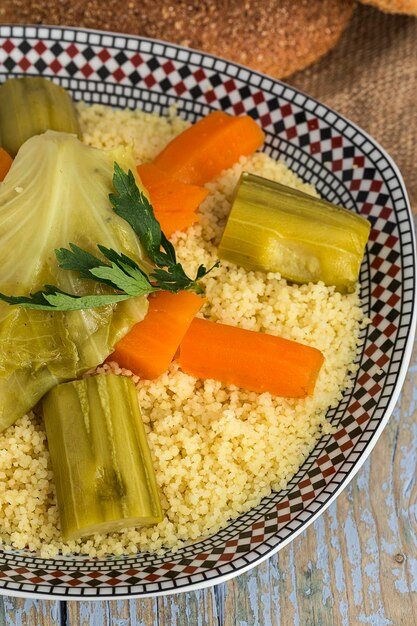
xmin=0 ymin=25 xmax=415 ymax=599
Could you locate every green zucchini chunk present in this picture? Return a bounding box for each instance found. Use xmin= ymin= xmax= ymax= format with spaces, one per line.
xmin=219 ymin=172 xmax=371 ymax=293
xmin=0 ymin=76 xmax=81 ymax=157
xmin=42 ymin=374 xmax=163 ymax=541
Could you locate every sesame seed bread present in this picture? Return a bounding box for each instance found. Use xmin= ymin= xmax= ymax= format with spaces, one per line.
xmin=130 ymin=0 xmax=357 ymax=79
xmin=359 ymin=0 xmax=417 ymax=14
xmin=1 ymin=0 xmax=356 ymax=79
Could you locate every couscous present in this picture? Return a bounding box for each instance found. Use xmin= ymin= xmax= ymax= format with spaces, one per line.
xmin=0 ymin=103 xmax=367 ymax=558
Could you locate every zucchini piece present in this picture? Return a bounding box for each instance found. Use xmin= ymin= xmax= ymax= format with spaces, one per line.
xmin=42 ymin=374 xmax=163 ymax=541
xmin=0 ymin=76 xmax=80 ymax=157
xmin=218 ymin=172 xmax=371 ymax=293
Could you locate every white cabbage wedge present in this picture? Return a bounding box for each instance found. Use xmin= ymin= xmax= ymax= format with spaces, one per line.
xmin=0 ymin=131 xmax=148 ymax=431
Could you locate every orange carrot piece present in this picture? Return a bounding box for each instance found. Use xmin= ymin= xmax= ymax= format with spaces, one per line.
xmin=109 ymin=291 xmax=206 ymax=380
xmin=137 ymin=163 xmax=208 ymax=210
xmin=137 ymin=162 xmax=208 ymax=236
xmin=178 ymin=318 xmax=325 ymax=398
xmin=0 ymin=148 xmax=12 ymax=181
xmin=154 ymin=111 xmax=265 ymax=185
xmin=153 ymin=210 xmax=199 ymax=238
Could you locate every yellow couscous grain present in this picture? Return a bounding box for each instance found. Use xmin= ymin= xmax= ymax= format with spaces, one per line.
xmin=0 ymin=104 xmax=367 ymax=558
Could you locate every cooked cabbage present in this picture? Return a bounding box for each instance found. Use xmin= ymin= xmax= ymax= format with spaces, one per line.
xmin=0 ymin=131 xmax=149 ymax=431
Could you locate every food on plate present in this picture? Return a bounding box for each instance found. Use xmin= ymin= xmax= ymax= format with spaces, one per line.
xmin=0 ymin=162 xmax=214 ymax=313
xmin=0 ymin=76 xmax=80 ymax=157
xmin=218 ymin=172 xmax=371 ymax=293
xmin=109 ymin=290 xmax=206 ymax=380
xmin=0 ymin=85 xmax=369 ymax=558
xmin=0 ymin=132 xmax=153 ymax=431
xmin=179 ymin=317 xmax=325 ymax=397
xmin=43 ymin=374 xmax=163 ymax=541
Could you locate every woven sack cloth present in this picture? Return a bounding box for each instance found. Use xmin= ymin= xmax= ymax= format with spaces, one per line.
xmin=289 ymin=4 xmax=417 ymax=210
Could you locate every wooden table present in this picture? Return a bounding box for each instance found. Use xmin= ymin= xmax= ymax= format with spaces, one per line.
xmin=1 ymin=271 xmax=415 ymax=625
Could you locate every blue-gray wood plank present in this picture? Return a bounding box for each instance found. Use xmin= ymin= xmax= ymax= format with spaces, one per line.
xmin=1 ymin=324 xmax=416 ymax=625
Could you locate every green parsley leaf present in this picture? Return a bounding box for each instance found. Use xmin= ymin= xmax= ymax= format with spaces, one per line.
xmin=56 ymin=243 xmax=107 ymax=279
xmin=110 ymin=163 xmax=178 ymax=268
xmin=90 ymin=263 xmax=156 ymax=297
xmin=110 ymin=163 xmax=162 ymax=262
xmin=1 ymin=164 xmax=218 ymax=311
xmin=0 ymin=287 xmax=130 ymax=311
xmin=97 ymin=245 xmax=142 ymax=272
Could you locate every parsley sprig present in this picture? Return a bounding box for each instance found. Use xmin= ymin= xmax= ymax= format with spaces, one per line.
xmin=0 ymin=164 xmax=218 ymax=311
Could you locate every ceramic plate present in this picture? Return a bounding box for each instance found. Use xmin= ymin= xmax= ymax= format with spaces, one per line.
xmin=0 ymin=24 xmax=415 ymax=599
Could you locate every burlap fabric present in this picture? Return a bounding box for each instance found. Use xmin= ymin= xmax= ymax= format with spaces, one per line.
xmin=2 ymin=4 xmax=416 ymax=209
xmin=288 ymin=4 xmax=417 ymax=211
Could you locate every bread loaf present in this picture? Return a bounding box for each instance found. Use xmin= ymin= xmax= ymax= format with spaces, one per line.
xmin=1 ymin=0 xmax=356 ymax=78
xmin=359 ymin=0 xmax=417 ymax=14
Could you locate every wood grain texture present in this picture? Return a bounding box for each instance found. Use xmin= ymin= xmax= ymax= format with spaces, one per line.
xmin=288 ymin=5 xmax=417 ymax=209
xmin=0 ymin=598 xmax=61 ymax=626
xmin=64 ymin=591 xmax=219 ymax=626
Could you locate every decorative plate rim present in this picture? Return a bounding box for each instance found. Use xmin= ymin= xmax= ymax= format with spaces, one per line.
xmin=0 ymin=23 xmax=415 ymax=600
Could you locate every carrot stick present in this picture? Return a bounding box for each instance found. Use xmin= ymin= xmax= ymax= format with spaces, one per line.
xmin=0 ymin=148 xmax=12 ymax=181
xmin=109 ymin=291 xmax=206 ymax=380
xmin=152 ymin=210 xmax=199 ymax=239
xmin=154 ymin=111 xmax=265 ymax=186
xmin=137 ymin=163 xmax=208 ymax=237
xmin=178 ymin=318 xmax=324 ymax=398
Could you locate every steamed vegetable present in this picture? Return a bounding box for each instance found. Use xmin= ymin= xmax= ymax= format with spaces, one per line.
xmin=109 ymin=290 xmax=206 ymax=379
xmin=218 ymin=172 xmax=371 ymax=293
xmin=42 ymin=374 xmax=163 ymax=540
xmin=0 ymin=147 xmax=12 ymax=181
xmin=0 ymin=132 xmax=150 ymax=431
xmin=154 ymin=111 xmax=265 ymax=185
xmin=0 ymin=76 xmax=81 ymax=157
xmin=0 ymin=164 xmax=216 ymax=311
xmin=178 ymin=317 xmax=325 ymax=397
xmin=137 ymin=162 xmax=208 ymax=236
